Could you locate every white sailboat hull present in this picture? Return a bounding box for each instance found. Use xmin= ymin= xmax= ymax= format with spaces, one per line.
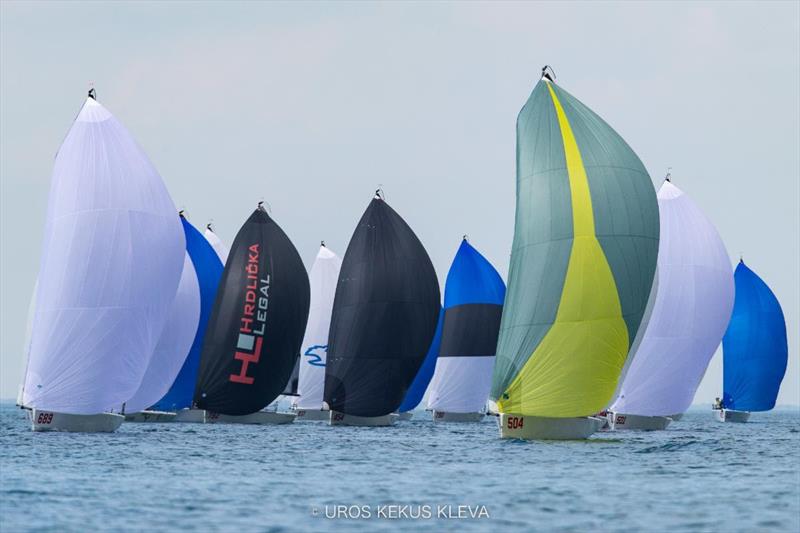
xmin=498 ymin=413 xmax=604 ymax=440
xmin=29 ymin=409 xmax=124 ymax=433
xmin=125 ymin=410 xmax=176 ymax=423
xmin=608 ymin=412 xmax=671 ymax=431
xmin=397 ymin=412 xmax=414 ymax=421
xmin=715 ymin=409 xmax=750 ymax=423
xmin=204 ymin=411 xmax=296 ymax=425
xmin=432 ymin=411 xmax=485 ymax=423
xmin=173 ymin=409 xmax=206 ymax=423
xmin=294 ymin=409 xmax=330 ymax=421
xmin=668 ymin=413 xmax=683 ymax=421
xmin=329 ymin=411 xmax=398 ymax=427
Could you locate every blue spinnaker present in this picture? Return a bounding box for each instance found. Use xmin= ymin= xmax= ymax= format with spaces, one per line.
xmin=722 ymin=261 xmax=788 ymax=412
xmin=398 ymin=308 xmax=444 ymax=413
xmin=152 ymin=218 xmax=223 ymax=411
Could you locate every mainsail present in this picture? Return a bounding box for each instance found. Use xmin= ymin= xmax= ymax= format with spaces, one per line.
xmin=295 ymin=245 xmax=342 ymax=410
xmin=324 ymin=196 xmax=440 ymax=418
xmin=722 ymin=261 xmax=788 ymax=411
xmin=195 ymin=205 xmax=310 ymax=416
xmin=152 ymin=216 xmax=224 ymax=411
xmin=491 ymin=75 xmax=659 ymax=417
xmin=427 ymin=239 xmax=505 ymax=414
xmin=611 ymin=181 xmax=734 ymax=416
xmin=23 ymin=94 xmax=185 ymax=414
xmin=126 ymin=249 xmax=201 ymax=413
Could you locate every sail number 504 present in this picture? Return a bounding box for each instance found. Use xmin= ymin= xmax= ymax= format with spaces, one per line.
xmin=507 ymin=416 xmax=524 ymax=429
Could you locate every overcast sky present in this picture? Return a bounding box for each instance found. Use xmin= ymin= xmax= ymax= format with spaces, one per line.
xmin=1 ymin=1 xmax=798 ymax=405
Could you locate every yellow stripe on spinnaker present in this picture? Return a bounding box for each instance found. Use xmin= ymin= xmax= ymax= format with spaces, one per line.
xmin=497 ymin=82 xmax=630 ymax=418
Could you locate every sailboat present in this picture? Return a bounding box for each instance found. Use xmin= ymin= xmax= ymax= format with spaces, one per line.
xmin=324 ymin=192 xmax=440 ymax=426
xmin=427 ymin=238 xmax=505 ymax=422
xmin=195 ymin=203 xmax=310 ymax=424
xmin=715 ymin=260 xmax=788 ymax=423
xmin=396 ymin=309 xmax=444 ymax=420
xmin=204 ymin=223 xmax=229 ymax=264
xmin=293 ymin=244 xmax=342 ymax=421
xmin=135 ymin=214 xmax=225 ymax=423
xmin=23 ymin=90 xmax=185 ymax=432
xmin=491 ymin=68 xmax=659 ymax=440
xmin=608 ymin=178 xmax=734 ymax=430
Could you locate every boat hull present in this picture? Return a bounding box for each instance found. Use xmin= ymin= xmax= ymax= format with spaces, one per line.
xmin=204 ymin=411 xmax=296 ymax=425
xmin=329 ymin=411 xmax=398 ymax=427
xmin=397 ymin=412 xmax=414 ymax=421
xmin=294 ymin=409 xmax=330 ymax=421
xmin=432 ymin=411 xmax=485 ymax=423
xmin=29 ymin=409 xmax=124 ymax=433
xmin=173 ymin=409 xmax=206 ymax=423
xmin=608 ymin=412 xmax=671 ymax=431
xmin=125 ymin=410 xmax=176 ymax=423
xmin=668 ymin=413 xmax=683 ymax=421
xmin=715 ymin=409 xmax=750 ymax=423
xmin=498 ymin=413 xmax=604 ymax=440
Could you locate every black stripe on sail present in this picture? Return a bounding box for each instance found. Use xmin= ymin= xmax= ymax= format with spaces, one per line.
xmin=438 ymin=303 xmax=502 ymax=357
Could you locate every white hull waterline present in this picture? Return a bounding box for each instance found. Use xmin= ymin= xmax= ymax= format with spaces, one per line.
xmin=204 ymin=411 xmax=296 ymax=425
xmin=173 ymin=409 xmax=206 ymax=423
xmin=329 ymin=411 xmax=398 ymax=427
xmin=125 ymin=410 xmax=176 ymax=423
xmin=715 ymin=409 xmax=750 ymax=423
xmin=432 ymin=411 xmax=485 ymax=423
xmin=668 ymin=413 xmax=683 ymax=421
xmin=29 ymin=409 xmax=124 ymax=433
xmin=608 ymin=412 xmax=671 ymax=431
xmin=397 ymin=412 xmax=413 ymax=421
xmin=293 ymin=409 xmax=330 ymax=421
xmin=498 ymin=414 xmax=604 ymax=440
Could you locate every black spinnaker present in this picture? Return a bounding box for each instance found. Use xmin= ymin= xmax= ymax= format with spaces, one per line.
xmin=195 ymin=205 xmax=310 ymax=415
xmin=324 ymin=196 xmax=440 ymax=417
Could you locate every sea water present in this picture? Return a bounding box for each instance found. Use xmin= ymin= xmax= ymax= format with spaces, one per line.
xmin=1 ymin=403 xmax=798 ymax=532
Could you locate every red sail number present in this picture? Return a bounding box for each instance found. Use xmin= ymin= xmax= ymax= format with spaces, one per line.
xmin=36 ymin=412 xmax=54 ymax=424
xmin=507 ymin=416 xmax=524 ymax=429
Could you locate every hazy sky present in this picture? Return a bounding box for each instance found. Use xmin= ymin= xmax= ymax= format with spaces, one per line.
xmin=1 ymin=1 xmax=798 ymax=405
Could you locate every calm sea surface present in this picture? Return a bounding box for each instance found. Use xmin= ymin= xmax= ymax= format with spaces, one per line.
xmin=1 ymin=403 xmax=798 ymax=532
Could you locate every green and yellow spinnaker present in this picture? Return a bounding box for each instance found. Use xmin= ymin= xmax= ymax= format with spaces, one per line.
xmin=491 ymin=76 xmax=659 ymax=418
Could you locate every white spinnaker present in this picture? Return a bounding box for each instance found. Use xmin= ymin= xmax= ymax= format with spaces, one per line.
xmin=23 ymin=97 xmax=185 ymax=414
xmin=295 ymin=246 xmax=342 ymax=410
xmin=204 ymin=227 xmax=229 ymax=264
xmin=427 ymin=356 xmax=494 ymax=413
xmin=125 ymin=253 xmax=201 ymax=413
xmin=611 ymin=182 xmax=734 ymax=416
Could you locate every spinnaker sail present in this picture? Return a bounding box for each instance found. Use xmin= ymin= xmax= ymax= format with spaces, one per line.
xmin=126 ymin=248 xmax=201 ymax=413
xmin=324 ymin=196 xmax=440 ymax=418
xmin=295 ymin=245 xmax=342 ymax=410
xmin=611 ymin=180 xmax=734 ymax=416
xmin=205 ymin=224 xmax=229 ymax=264
xmin=427 ymin=239 xmax=505 ymax=414
xmin=721 ymin=261 xmax=788 ymax=411
xmin=195 ymin=205 xmax=310 ymax=416
xmin=398 ymin=309 xmax=444 ymax=413
xmin=152 ymin=215 xmax=224 ymax=411
xmin=491 ymin=75 xmax=659 ymax=418
xmin=22 ymin=94 xmax=185 ymax=414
